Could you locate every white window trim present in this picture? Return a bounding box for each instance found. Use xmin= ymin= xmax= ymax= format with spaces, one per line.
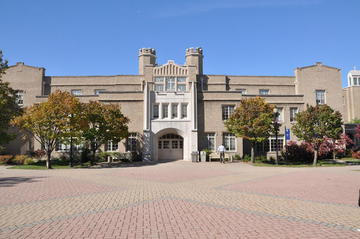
xmin=206 ymin=133 xmax=216 ymax=151
xmin=223 ymin=133 xmax=236 ymax=152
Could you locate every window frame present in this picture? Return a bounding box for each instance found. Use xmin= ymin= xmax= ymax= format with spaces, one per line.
xmin=206 ymin=133 xmax=216 ymax=151
xmin=315 ymin=90 xmax=326 ymax=105
xmin=222 ymin=105 xmax=235 ymax=121
xmin=223 ymin=133 xmax=236 ymax=152
xmin=259 ymin=89 xmax=270 ymax=95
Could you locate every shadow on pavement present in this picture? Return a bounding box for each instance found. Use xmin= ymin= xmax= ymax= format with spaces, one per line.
xmin=0 ymin=177 xmax=45 ymax=187
xmin=96 ymin=158 xmax=183 ymax=168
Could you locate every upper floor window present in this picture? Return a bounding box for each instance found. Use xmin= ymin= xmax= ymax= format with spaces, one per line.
xmin=275 ymin=107 xmax=283 ymax=123
xmin=354 ymin=77 xmax=359 ymax=86
xmin=162 ymin=103 xmax=169 ymax=118
xmin=237 ymin=89 xmax=247 ymax=95
xmin=290 ymin=107 xmax=298 ymax=122
xmin=222 ymin=105 xmax=235 ymax=120
xmin=181 ymin=103 xmax=188 ymax=119
xmin=94 ymin=89 xmax=105 ymax=95
xmin=259 ymin=89 xmax=269 ymax=95
xmin=126 ymin=133 xmax=137 ymax=152
xmin=315 ymin=90 xmax=326 ymax=105
xmin=15 ymin=90 xmax=24 ymax=106
xmin=153 ymin=104 xmax=159 ymax=119
xmin=171 ymin=103 xmax=178 ymax=118
xmin=71 ymin=89 xmax=82 ymax=96
xmin=154 ymin=77 xmax=187 ymax=92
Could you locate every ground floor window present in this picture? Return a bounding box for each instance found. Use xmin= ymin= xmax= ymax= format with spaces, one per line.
xmin=206 ymin=133 xmax=215 ymax=150
xmin=55 ymin=140 xmax=83 ymax=152
xmin=223 ymin=133 xmax=236 ymax=151
xmin=107 ymin=141 xmax=119 ymax=152
xmin=256 ymin=136 xmax=284 ymax=153
xmin=158 ymin=134 xmax=183 ymax=149
xmin=126 ymin=133 xmax=138 ymax=152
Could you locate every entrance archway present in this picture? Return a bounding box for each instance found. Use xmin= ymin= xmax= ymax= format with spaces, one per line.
xmin=158 ymin=133 xmax=183 ymax=160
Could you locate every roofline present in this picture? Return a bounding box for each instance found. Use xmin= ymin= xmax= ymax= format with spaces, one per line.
xmin=205 ymin=74 xmax=295 ymax=78
xmin=296 ymin=64 xmax=341 ymax=71
xmin=49 ymin=74 xmax=141 ymax=78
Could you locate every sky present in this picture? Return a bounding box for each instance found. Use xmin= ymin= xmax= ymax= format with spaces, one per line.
xmin=1 ymin=0 xmax=359 ymax=87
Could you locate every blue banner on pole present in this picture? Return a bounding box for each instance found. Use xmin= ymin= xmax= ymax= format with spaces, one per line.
xmin=285 ymin=128 xmax=291 ymax=141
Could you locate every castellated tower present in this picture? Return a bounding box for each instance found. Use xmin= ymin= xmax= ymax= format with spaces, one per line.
xmin=185 ymin=47 xmax=203 ymax=75
xmin=138 ymin=48 xmax=156 ymax=75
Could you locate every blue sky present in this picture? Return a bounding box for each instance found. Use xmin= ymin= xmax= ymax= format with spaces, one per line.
xmin=1 ymin=0 xmax=359 ymax=87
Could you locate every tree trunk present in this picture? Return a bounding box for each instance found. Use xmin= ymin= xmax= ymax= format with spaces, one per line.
xmin=46 ymin=151 xmax=52 ymax=169
xmin=251 ymin=143 xmax=255 ymax=164
xmin=333 ymin=151 xmax=336 ymax=161
xmin=313 ymin=150 xmax=318 ymax=166
xmin=91 ymin=148 xmax=96 ymax=166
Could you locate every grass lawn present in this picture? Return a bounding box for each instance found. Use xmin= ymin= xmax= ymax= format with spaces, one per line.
xmin=251 ymin=160 xmax=346 ymax=167
xmin=8 ymin=161 xmax=91 ymax=170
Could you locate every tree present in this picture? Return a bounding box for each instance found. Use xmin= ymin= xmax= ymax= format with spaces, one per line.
xmin=12 ymin=91 xmax=81 ymax=169
xmin=81 ymin=101 xmax=129 ymax=165
xmin=319 ymin=134 xmax=353 ymax=160
xmin=292 ymin=104 xmax=343 ymax=166
xmin=0 ymin=50 xmax=22 ymax=147
xmin=225 ymin=97 xmax=274 ymax=163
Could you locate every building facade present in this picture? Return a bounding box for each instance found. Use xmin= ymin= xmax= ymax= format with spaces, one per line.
xmin=2 ymin=48 xmax=357 ymax=160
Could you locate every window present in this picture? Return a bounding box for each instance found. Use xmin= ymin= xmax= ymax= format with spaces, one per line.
xmin=56 ymin=142 xmax=70 ymax=152
xmin=126 ymin=133 xmax=137 ymax=152
xmin=153 ymin=104 xmax=159 ymax=119
xmin=269 ymin=136 xmax=284 ymax=152
xmin=206 ymin=133 xmax=216 ymax=150
xmin=166 ymin=77 xmax=176 ymax=91
xmin=259 ymin=89 xmax=269 ymax=95
xmin=94 ymin=89 xmax=104 ymax=95
xmin=71 ymin=89 xmax=82 ymax=96
xmin=154 ymin=77 xmax=187 ymax=92
xmin=223 ymin=133 xmax=236 ymax=151
xmin=354 ymin=77 xmax=359 ymax=86
xmin=315 ymin=90 xmax=326 ymax=105
xmin=222 ymin=105 xmax=235 ymax=120
xmin=177 ymin=77 xmax=186 ymax=92
xmin=172 ymin=140 xmax=178 ymax=149
xmin=107 ymin=141 xmax=118 ymax=152
xmin=171 ymin=103 xmax=178 ymax=118
xmin=15 ymin=90 xmax=24 ymax=106
xmin=162 ymin=104 xmax=169 ymax=118
xmin=275 ymin=107 xmax=283 ymax=122
xmin=290 ymin=107 xmax=298 ymax=122
xmin=154 ymin=77 xmax=164 ymax=92
xmin=181 ymin=103 xmax=188 ymax=119
xmin=237 ymin=89 xmax=247 ymax=95
xmin=163 ymin=140 xmax=169 ymax=149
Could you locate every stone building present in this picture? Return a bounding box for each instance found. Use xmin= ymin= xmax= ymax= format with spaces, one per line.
xmin=2 ymin=48 xmax=357 ymax=160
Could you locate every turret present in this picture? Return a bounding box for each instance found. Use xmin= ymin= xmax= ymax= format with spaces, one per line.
xmin=185 ymin=47 xmax=203 ymax=75
xmin=138 ymin=48 xmax=156 ymax=75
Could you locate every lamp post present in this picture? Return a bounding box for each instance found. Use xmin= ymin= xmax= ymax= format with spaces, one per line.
xmin=273 ymin=111 xmax=281 ymax=165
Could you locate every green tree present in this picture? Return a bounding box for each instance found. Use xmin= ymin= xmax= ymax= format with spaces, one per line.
xmin=225 ymin=97 xmax=274 ymax=163
xmin=292 ymin=104 xmax=343 ymax=166
xmin=12 ymin=91 xmax=81 ymax=169
xmin=81 ymin=101 xmax=129 ymax=165
xmin=0 ymin=50 xmax=22 ymax=147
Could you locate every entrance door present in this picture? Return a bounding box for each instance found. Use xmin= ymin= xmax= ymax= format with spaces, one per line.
xmin=158 ymin=134 xmax=183 ymax=160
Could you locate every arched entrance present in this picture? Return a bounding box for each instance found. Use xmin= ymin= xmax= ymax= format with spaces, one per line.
xmin=158 ymin=133 xmax=183 ymax=160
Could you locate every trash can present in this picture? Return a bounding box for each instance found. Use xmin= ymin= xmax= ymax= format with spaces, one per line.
xmin=191 ymin=151 xmax=199 ymax=162
xmin=200 ymin=151 xmax=207 ymax=162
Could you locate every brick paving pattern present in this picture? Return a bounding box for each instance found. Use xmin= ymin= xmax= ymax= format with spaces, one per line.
xmin=0 ymin=162 xmax=359 ymax=238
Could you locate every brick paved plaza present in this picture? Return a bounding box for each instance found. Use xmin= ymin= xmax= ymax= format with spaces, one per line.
xmin=0 ymin=161 xmax=359 ymax=239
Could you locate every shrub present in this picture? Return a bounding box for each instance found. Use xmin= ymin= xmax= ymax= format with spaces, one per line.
xmin=29 ymin=149 xmax=46 ymax=159
xmin=24 ymin=158 xmax=36 ymax=165
xmin=282 ymin=141 xmax=313 ymax=163
xmin=0 ymin=155 xmax=13 ymax=164
xmin=233 ymin=154 xmax=241 ymax=160
xmin=352 ymin=151 xmax=360 ymax=159
xmin=13 ymin=155 xmax=29 ymax=165
xmin=242 ymin=154 xmax=251 ymax=162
